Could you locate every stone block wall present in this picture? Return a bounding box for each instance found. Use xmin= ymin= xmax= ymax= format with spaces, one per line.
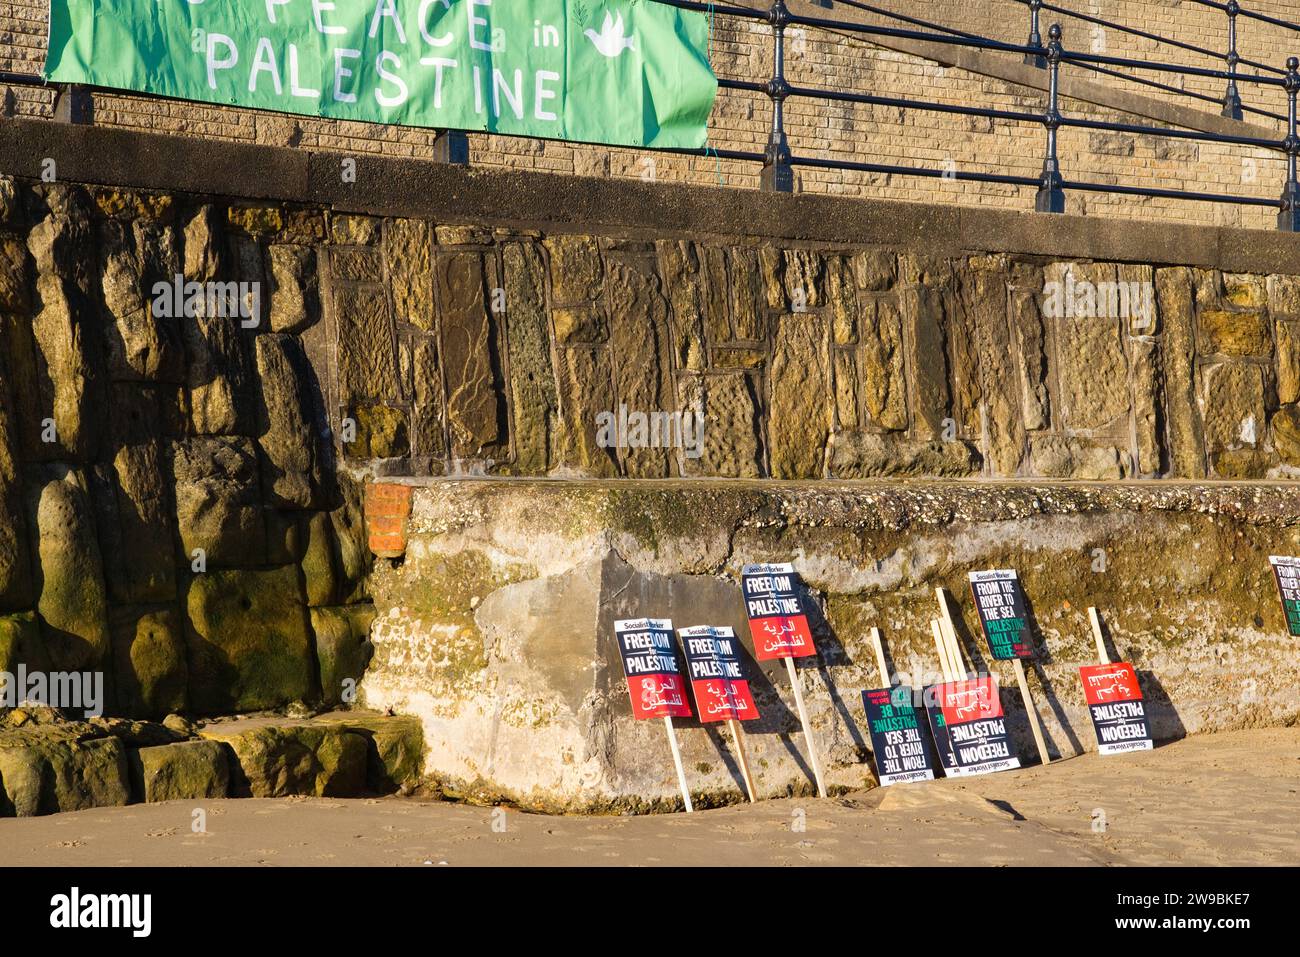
xmin=300 ymin=206 xmax=1300 ymax=483
xmin=2 ymin=0 xmax=1296 ymax=229
xmin=3 ymin=140 xmax=1300 ymax=721
xmin=0 ymin=175 xmax=375 ymax=720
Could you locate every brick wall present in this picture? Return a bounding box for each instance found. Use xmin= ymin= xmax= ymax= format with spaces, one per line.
xmin=3 ymin=1 xmax=1298 ymax=228
xmin=869 ymin=0 xmax=1298 ymax=118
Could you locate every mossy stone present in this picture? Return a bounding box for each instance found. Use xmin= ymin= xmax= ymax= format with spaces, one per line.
xmin=300 ymin=511 xmax=340 ymax=607
xmin=110 ymin=605 xmax=188 ymax=720
xmin=317 ymin=712 xmax=424 ymax=794
xmin=25 ymin=466 xmax=112 ymax=671
xmin=311 ymin=604 xmax=375 ymax=706
xmin=0 ymin=612 xmax=47 ymax=679
xmin=130 ymin=740 xmax=230 ymax=803
xmin=183 ymin=566 xmax=314 ymax=715
xmin=199 ymin=721 xmax=367 ymax=798
xmin=0 ymin=730 xmax=130 ymax=817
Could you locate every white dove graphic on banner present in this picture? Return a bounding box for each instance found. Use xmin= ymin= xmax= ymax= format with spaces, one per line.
xmin=586 ymin=11 xmax=636 ymax=57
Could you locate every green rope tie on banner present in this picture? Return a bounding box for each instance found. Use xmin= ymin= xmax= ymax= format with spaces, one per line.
xmin=703 ymin=1 xmax=722 ymax=186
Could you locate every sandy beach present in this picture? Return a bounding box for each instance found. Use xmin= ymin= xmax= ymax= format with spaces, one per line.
xmin=0 ymin=728 xmax=1294 ymax=867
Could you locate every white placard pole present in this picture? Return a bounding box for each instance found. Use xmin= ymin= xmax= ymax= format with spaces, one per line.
xmin=870 ymin=627 xmax=889 ymax=687
xmin=663 ymin=716 xmax=694 ymax=813
xmin=867 ymin=627 xmax=891 ymax=788
xmin=1011 ymin=658 xmax=1050 ymax=766
xmin=728 ymin=718 xmax=757 ymax=803
xmin=1088 ymin=606 xmax=1110 ymax=664
xmin=944 ymin=624 xmax=969 ymax=679
xmin=784 ymin=656 xmax=827 ymax=798
xmin=931 ymin=619 xmax=954 ymax=682
xmin=935 ymin=588 xmax=969 ymax=678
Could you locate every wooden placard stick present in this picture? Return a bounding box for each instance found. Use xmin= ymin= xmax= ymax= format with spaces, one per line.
xmin=728 ymin=718 xmax=757 ymax=803
xmin=931 ymin=619 xmax=954 ymax=682
xmin=866 ymin=626 xmax=890 ymax=788
xmin=940 ymin=586 xmax=1050 ymax=765
xmin=944 ymin=623 xmax=969 ymax=679
xmin=1011 ymin=658 xmax=1050 ymax=765
xmin=784 ymin=656 xmax=828 ymax=798
xmin=870 ymin=627 xmax=889 ymax=687
xmin=935 ymin=587 xmax=968 ymax=678
xmin=663 ymin=716 xmax=694 ymax=813
xmin=930 ymin=616 xmax=951 ymax=686
xmin=1088 ymin=606 xmax=1110 ymax=664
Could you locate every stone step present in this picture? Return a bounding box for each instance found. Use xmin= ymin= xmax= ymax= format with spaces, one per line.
xmin=197 ymin=711 xmax=424 ymax=799
xmin=0 ymin=708 xmax=423 ymax=816
xmin=130 ymin=740 xmax=230 ymax=803
xmin=0 ymin=726 xmax=131 ymax=817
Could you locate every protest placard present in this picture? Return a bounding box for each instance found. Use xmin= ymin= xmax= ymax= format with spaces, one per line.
xmin=1078 ymin=662 xmax=1153 ymax=755
xmin=863 ymin=627 xmax=936 ymax=786
xmin=923 ymin=677 xmax=1021 ymax=777
xmin=740 ymin=563 xmax=826 ymax=797
xmin=679 ymin=625 xmax=759 ymax=802
xmin=1268 ymin=556 xmax=1300 ymax=636
xmin=863 ymin=685 xmax=937 ymax=786
xmin=742 ymin=563 xmax=815 ymax=661
xmin=967 ymin=571 xmax=1033 ymax=660
xmin=1082 ymin=608 xmax=1154 ymax=755
xmin=614 ymin=617 xmax=694 ymax=811
xmin=955 ymin=577 xmax=1050 ymax=764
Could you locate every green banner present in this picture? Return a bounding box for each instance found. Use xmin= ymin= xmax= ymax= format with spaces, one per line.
xmin=45 ymin=0 xmax=718 ymax=149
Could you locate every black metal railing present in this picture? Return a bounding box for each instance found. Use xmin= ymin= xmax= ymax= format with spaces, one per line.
xmin=824 ymin=0 xmax=1290 ymax=123
xmin=808 ymin=0 xmax=1298 ymax=124
xmin=3 ymin=2 xmax=1300 ymax=229
xmin=1017 ymin=0 xmax=1300 ymax=122
xmin=1193 ymin=0 xmax=1300 ymax=117
xmin=663 ymin=0 xmax=1300 ymax=228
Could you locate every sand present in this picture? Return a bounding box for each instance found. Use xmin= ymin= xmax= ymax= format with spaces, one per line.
xmin=1 ymin=728 xmax=1295 ymax=867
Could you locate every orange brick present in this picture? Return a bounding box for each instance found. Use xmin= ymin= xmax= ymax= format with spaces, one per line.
xmin=365 ymin=483 xmax=413 ymax=559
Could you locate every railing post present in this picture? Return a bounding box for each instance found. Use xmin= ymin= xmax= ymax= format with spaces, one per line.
xmin=1279 ymin=57 xmax=1300 ymax=231
xmin=52 ymin=83 xmax=93 ymax=125
xmin=1036 ymin=23 xmax=1066 ymax=213
xmin=1222 ymin=0 xmax=1244 ymax=120
xmin=432 ymin=130 xmax=470 ymax=165
xmin=1025 ymin=0 xmax=1047 ymax=69
xmin=760 ymin=0 xmax=794 ymax=193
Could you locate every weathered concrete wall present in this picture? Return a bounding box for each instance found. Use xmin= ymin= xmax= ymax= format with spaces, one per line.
xmin=358 ymin=479 xmax=1300 ymax=811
